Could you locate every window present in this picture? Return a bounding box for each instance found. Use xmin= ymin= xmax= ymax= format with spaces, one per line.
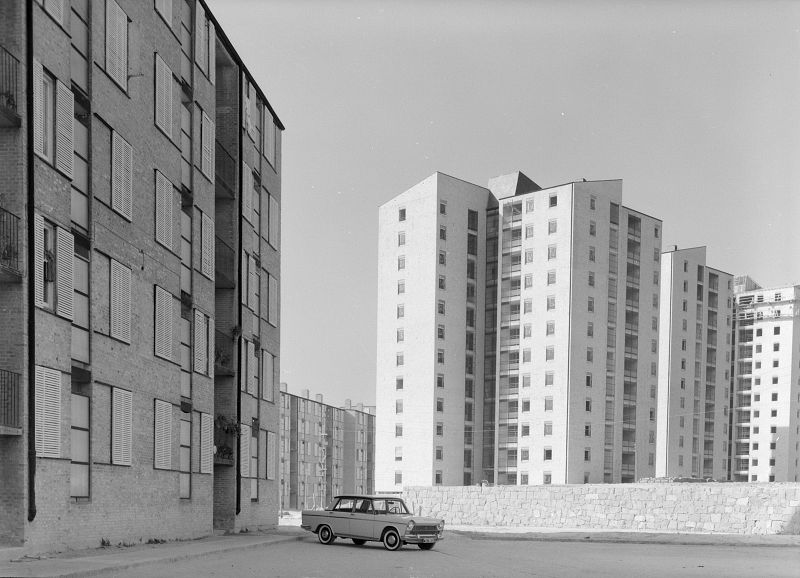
xmin=547 ymin=295 xmax=555 ymax=310
xmin=545 ymin=372 xmax=554 ymax=386
xmin=435 ymin=471 xmax=443 ymax=485
xmin=111 ymin=131 xmax=134 ymax=219
xmin=468 ymin=209 xmax=478 ymax=229
xmin=525 ymin=249 xmax=534 ymax=264
xmin=396 ymin=304 xmax=404 ymax=319
xmin=437 ymin=324 xmax=445 ymax=339
xmin=436 ymin=422 xmax=443 ymax=436
xmin=395 ymin=400 xmax=403 ymax=414
xmin=398 ymin=232 xmax=406 ymax=246
xmin=154 ymin=286 xmax=174 ymax=360
xmin=589 ymin=246 xmax=596 ymax=262
xmin=438 ymin=250 xmax=446 ymax=265
xmin=395 ymin=471 xmax=402 ymax=484
xmin=549 ymin=194 xmax=557 ymax=207
xmin=439 ymin=226 xmax=447 ymax=241
xmin=155 ymin=54 xmax=173 ymax=137
xmin=543 ymin=448 xmax=553 ymax=460
xmin=437 ymin=349 xmax=445 ymax=364
xmin=395 ymin=353 xmax=404 ymax=366
xmin=111 ymin=387 xmax=132 ymax=465
xmin=396 ymin=328 xmax=404 ymax=342
xmin=584 ymin=448 xmax=591 ymax=462
xmin=548 ymin=219 xmax=557 ymax=234
xmin=546 ymin=346 xmax=554 ymax=361
xmin=586 ymin=347 xmax=593 ymax=362
xmin=436 ymin=398 xmax=444 ymax=412
xmin=437 ymin=300 xmax=445 ymax=315
xmin=774 ymin=342 xmax=780 ymax=351
xmin=70 ymin=392 xmax=90 ymax=498
xmin=525 ymin=224 xmax=534 ymax=239
xmin=395 ymin=377 xmax=403 ymax=390
xmin=544 ymin=397 xmax=553 ymax=411
xmin=588 ymin=297 xmax=594 ymax=312
xmin=438 ymin=276 xmax=446 ymax=290
xmin=525 ymin=198 xmax=535 ymax=212
xmin=395 ymin=423 xmax=403 ymax=437
xmin=436 ymin=374 xmax=444 ymax=388
xmin=398 ymin=207 xmax=406 ymax=221
xmin=395 ymin=446 xmax=403 ymax=461
xmin=397 ymin=280 xmax=405 ymax=294
xmin=588 ymin=271 xmax=595 ymax=287
xmin=397 ymin=256 xmax=405 ymax=270
xmin=105 ymin=0 xmax=129 ymax=88
xmin=154 ymin=399 xmax=172 ymax=469
xmin=774 ymin=326 xmax=780 ymax=335
xmin=180 ymin=413 xmax=191 ymax=498
xmin=587 ymin=322 xmax=594 ymax=337
xmin=546 ymin=320 xmax=555 ymax=336
xmin=589 ymin=221 xmax=596 ymax=236
xmin=435 ymin=446 xmax=443 ymax=460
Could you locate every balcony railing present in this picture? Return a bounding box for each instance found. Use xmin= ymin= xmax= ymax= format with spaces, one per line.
xmin=0 ymin=369 xmax=21 ymax=433
xmin=214 ymin=329 xmax=235 ymax=376
xmin=215 ymin=140 xmax=236 ymax=198
xmin=0 ymin=206 xmax=21 ymax=279
xmin=0 ymin=45 xmax=20 ymax=127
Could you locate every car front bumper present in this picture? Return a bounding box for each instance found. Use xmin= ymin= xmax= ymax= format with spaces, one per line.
xmin=403 ymin=532 xmax=443 ymax=544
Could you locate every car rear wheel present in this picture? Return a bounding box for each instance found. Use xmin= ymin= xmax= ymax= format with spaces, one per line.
xmin=382 ymin=528 xmax=402 ymax=551
xmin=352 ymin=539 xmax=366 ymax=545
xmin=317 ymin=525 xmax=335 ymax=545
xmin=418 ymin=543 xmax=435 ymax=550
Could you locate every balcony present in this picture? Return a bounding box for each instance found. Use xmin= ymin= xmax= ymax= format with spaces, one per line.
xmin=214 ymin=330 xmax=235 ymax=376
xmin=215 ymin=140 xmax=236 ymax=199
xmin=0 ymin=369 xmax=21 ymax=434
xmin=0 ymin=45 xmax=20 ymax=127
xmin=0 ymin=206 xmax=21 ymax=280
xmin=215 ymin=236 xmax=235 ymax=288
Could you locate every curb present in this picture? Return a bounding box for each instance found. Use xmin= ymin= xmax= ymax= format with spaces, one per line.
xmin=2 ymin=533 xmax=306 ymax=578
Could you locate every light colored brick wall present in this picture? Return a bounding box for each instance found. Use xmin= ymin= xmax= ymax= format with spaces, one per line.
xmin=404 ymin=483 xmax=800 ymax=534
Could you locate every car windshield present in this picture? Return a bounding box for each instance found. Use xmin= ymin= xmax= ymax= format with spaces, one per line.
xmin=372 ymin=498 xmax=409 ymax=515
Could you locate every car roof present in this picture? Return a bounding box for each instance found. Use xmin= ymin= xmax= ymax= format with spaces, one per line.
xmin=332 ymin=495 xmax=405 ymax=501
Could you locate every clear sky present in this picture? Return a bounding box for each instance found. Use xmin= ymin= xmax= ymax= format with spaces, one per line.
xmin=207 ymin=0 xmax=800 ymax=408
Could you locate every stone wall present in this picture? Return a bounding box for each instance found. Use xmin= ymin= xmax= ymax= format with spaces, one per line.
xmin=404 ymin=483 xmax=800 ymax=535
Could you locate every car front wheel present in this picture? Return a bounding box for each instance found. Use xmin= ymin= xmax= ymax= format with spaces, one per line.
xmin=382 ymin=528 xmax=402 ymax=551
xmin=418 ymin=543 xmax=435 ymax=550
xmin=317 ymin=525 xmax=335 ymax=545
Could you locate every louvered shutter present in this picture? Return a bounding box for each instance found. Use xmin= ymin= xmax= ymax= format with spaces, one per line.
xmin=33 ymin=60 xmax=44 ymax=156
xmin=55 ymin=227 xmax=73 ymax=320
xmin=269 ymin=274 xmax=278 ymax=326
xmin=34 ymin=214 xmax=45 ymax=307
xmin=35 ymin=366 xmax=61 ymax=458
xmin=207 ymin=317 xmax=214 ymax=378
xmin=155 ymin=0 xmax=172 ymax=25
xmin=242 ymin=163 xmax=251 ymax=223
xmin=200 ymin=412 xmax=212 ymax=473
xmin=194 ymin=5 xmax=207 ymax=73
xmin=239 ymin=338 xmax=246 ymax=391
xmin=269 ymin=196 xmax=279 ymax=248
xmin=111 ymin=132 xmax=133 ymax=219
xmin=248 ymin=255 xmax=257 ymax=309
xmin=106 ymin=0 xmax=128 ymax=87
xmin=44 ymin=0 xmax=65 ymax=24
xmin=208 ymin=21 xmax=216 ymax=85
xmin=240 ymin=424 xmax=250 ymax=477
xmin=248 ymin=83 xmax=256 ymax=139
xmin=154 ymin=400 xmax=172 ymax=469
xmin=155 ymin=171 xmax=173 ymax=249
xmin=241 ymin=76 xmax=249 ymax=131
xmin=265 ymin=110 xmax=276 ymax=166
xmin=154 ymin=286 xmax=172 ymax=359
xmin=55 ymin=81 xmax=74 ymax=177
xmin=247 ymin=340 xmax=256 ymax=395
xmin=155 ymin=55 xmax=173 ymax=137
xmin=240 ymin=250 xmax=247 ymax=306
xmin=110 ymin=259 xmax=131 ymax=343
xmin=201 ymin=212 xmax=213 ymax=277
xmin=262 ymin=352 xmax=273 ymax=402
xmin=194 ymin=309 xmax=207 ymax=374
xmin=112 ymin=388 xmax=133 ymax=465
xmin=267 ymin=431 xmax=276 ymax=480
xmin=201 ymin=112 xmax=214 ymax=179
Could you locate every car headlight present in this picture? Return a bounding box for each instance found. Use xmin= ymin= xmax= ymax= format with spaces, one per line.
xmin=437 ymin=521 xmax=444 ymax=532
xmin=406 ymin=520 xmax=415 ymax=533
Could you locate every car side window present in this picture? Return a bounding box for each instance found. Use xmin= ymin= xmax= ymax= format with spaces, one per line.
xmin=372 ymin=499 xmax=386 ymax=514
xmin=355 ymin=499 xmax=373 ymax=514
xmin=333 ymin=498 xmax=354 ymax=512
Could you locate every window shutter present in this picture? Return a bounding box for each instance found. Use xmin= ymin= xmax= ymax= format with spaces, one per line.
xmin=248 ymin=82 xmax=256 ymax=138
xmin=111 ymin=131 xmax=133 ymax=219
xmin=44 ymin=0 xmax=65 ymax=24
xmin=240 ymin=250 xmax=247 ymax=306
xmin=155 ymin=171 xmax=173 ymax=249
xmin=201 ymin=112 xmax=214 ymax=179
xmin=155 ymin=55 xmax=173 ymax=137
xmin=241 ymin=77 xmax=249 ymax=132
xmin=33 ymin=60 xmax=44 ymax=156
xmin=55 ymin=81 xmax=74 ymax=177
xmin=106 ymin=0 xmax=128 ymax=87
xmin=208 ymin=21 xmax=216 ymax=85
xmin=266 ymin=431 xmax=276 ymax=480
xmin=200 ymin=412 xmax=212 ymax=473
xmin=35 ymin=365 xmax=61 ymax=458
xmin=239 ymin=338 xmax=246 ymax=391
xmin=154 ymin=399 xmax=172 ymax=469
xmin=34 ymin=214 xmax=45 ymax=307
xmin=242 ymin=163 xmax=252 ymax=222
xmin=193 ymin=309 xmax=207 ymax=374
xmin=55 ymin=227 xmax=73 ymax=320
xmin=110 ymin=259 xmax=131 ymax=343
xmin=201 ymin=212 xmax=213 ymax=277
xmin=155 ymin=0 xmax=172 ymax=25
xmin=268 ymin=196 xmax=279 ymax=248
xmin=194 ymin=5 xmax=207 ymax=73
xmin=248 ymin=255 xmax=257 ymax=309
xmin=262 ymin=351 xmax=273 ymax=402
xmin=207 ymin=317 xmax=214 ymax=378
xmin=154 ymin=286 xmax=173 ymax=359
xmin=240 ymin=423 xmax=250 ymax=477
xmin=269 ymin=274 xmax=278 ymax=326
xmin=112 ymin=388 xmax=133 ymax=465
xmin=247 ymin=340 xmax=256 ymax=395
xmin=265 ymin=110 xmax=276 ymax=166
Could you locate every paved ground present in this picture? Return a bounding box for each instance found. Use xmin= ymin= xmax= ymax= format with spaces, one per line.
xmin=1 ymin=522 xmax=798 ymax=578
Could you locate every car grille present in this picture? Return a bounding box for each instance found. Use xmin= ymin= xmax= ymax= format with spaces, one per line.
xmin=411 ymin=525 xmax=439 ymax=536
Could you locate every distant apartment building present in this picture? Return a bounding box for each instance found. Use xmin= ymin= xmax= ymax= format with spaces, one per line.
xmin=376 ymin=172 xmax=663 ymax=490
xmin=0 ymin=0 xmax=283 ymax=550
xmin=729 ymin=283 xmax=800 ymax=482
xmin=656 ymin=246 xmax=733 ymax=479
xmin=279 ymin=386 xmax=374 ymax=509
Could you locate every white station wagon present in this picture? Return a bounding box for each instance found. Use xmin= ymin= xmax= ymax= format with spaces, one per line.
xmin=301 ymin=495 xmax=445 ymax=551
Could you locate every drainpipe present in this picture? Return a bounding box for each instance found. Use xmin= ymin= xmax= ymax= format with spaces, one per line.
xmin=26 ymin=0 xmax=37 ymax=523
xmin=235 ymin=67 xmax=243 ymax=517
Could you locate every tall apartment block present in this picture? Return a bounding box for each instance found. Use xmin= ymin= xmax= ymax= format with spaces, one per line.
xmin=376 ymin=172 xmax=662 ymax=490
xmin=279 ymin=386 xmax=375 ymax=510
xmin=729 ymin=283 xmax=800 ymax=482
xmin=656 ymin=246 xmax=733 ymax=479
xmin=0 ymin=0 xmax=282 ymax=550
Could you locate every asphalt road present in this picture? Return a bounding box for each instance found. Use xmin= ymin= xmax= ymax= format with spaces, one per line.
xmin=110 ymin=531 xmax=800 ymax=578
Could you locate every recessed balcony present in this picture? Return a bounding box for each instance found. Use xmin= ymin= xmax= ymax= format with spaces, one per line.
xmin=0 ymin=46 xmax=21 ymax=128
xmin=0 ymin=368 xmax=21 ymax=435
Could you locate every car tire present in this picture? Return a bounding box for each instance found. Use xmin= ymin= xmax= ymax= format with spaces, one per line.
xmin=418 ymin=543 xmax=435 ymax=550
xmin=352 ymin=539 xmax=366 ymax=546
xmin=382 ymin=528 xmax=402 ymax=551
xmin=317 ymin=525 xmax=335 ymax=545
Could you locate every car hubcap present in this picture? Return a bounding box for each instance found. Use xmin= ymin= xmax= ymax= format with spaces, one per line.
xmin=387 ymin=534 xmax=396 ymax=546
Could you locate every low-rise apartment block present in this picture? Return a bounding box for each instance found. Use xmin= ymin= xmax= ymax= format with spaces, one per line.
xmin=0 ymin=0 xmax=283 ymax=550
xmin=279 ymin=386 xmax=374 ymax=510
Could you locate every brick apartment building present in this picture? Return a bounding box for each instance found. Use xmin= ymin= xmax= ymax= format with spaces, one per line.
xmin=279 ymin=385 xmax=375 ymax=510
xmin=0 ymin=0 xmax=282 ymax=550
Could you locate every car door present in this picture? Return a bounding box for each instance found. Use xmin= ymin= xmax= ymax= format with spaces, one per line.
xmin=348 ymin=499 xmax=375 ymax=539
xmin=327 ymin=497 xmax=353 ymax=536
